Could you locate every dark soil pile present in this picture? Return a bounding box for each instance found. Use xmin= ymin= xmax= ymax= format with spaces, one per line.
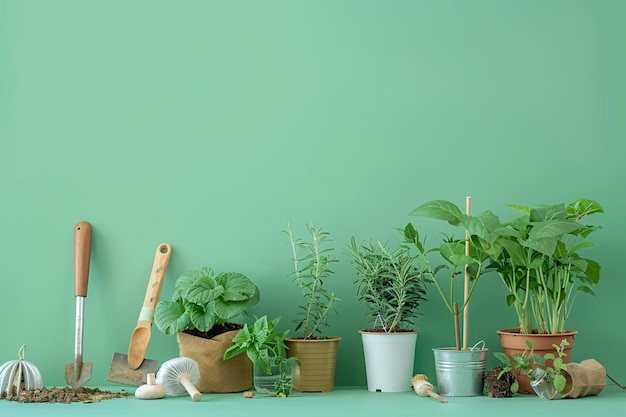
xmin=1 ymin=386 xmax=130 ymax=404
xmin=184 ymin=322 xmax=242 ymax=339
xmin=486 ymin=366 xmax=516 ymax=398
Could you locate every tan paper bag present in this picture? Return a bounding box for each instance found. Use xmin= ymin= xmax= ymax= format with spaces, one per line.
xmin=176 ymin=330 xmax=252 ymax=393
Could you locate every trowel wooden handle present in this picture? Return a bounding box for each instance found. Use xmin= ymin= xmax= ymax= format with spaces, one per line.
xmin=142 ymin=243 xmax=171 ymax=309
xmin=74 ymin=221 xmax=92 ymax=297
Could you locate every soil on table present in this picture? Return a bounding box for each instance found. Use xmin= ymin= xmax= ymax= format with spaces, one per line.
xmin=485 ymin=366 xmax=516 ymax=398
xmin=1 ymin=386 xmax=130 ymax=404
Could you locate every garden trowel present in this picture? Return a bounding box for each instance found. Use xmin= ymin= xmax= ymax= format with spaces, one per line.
xmin=64 ymin=221 xmax=93 ymax=388
xmin=107 ymin=243 xmax=171 ymax=386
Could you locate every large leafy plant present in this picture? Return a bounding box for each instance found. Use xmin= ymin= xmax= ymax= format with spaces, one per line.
xmin=409 ymin=198 xmax=603 ymax=335
xmin=155 ymin=267 xmax=260 ymax=336
xmin=346 ymin=237 xmax=428 ymax=332
xmin=285 ymin=223 xmax=339 ymax=339
xmin=492 ymin=199 xmax=603 ymax=334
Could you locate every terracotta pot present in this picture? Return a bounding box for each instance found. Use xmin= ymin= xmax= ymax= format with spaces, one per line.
xmin=496 ymin=328 xmax=576 ymax=395
xmin=285 ymin=337 xmax=341 ymax=392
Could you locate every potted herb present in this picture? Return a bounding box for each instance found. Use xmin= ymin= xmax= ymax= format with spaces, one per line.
xmin=283 ymin=223 xmax=341 ymax=392
xmin=154 ymin=266 xmax=260 ymax=393
xmin=346 ymin=237 xmax=428 ymax=392
xmin=406 ymin=196 xmax=490 ymax=396
xmin=223 ymin=316 xmax=299 ymax=397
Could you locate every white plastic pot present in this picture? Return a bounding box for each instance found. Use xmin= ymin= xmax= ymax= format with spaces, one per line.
xmin=360 ymin=330 xmax=417 ymax=392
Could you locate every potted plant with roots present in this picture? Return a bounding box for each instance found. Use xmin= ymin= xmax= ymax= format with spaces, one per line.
xmin=284 ymin=223 xmax=341 ymax=392
xmin=494 ymin=339 xmax=570 ymax=400
xmin=346 ymin=236 xmax=428 ymax=392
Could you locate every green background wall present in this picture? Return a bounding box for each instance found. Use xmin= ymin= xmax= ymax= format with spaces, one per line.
xmin=2 ymin=0 xmax=624 ymax=388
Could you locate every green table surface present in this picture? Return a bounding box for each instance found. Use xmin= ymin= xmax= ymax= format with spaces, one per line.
xmin=1 ymin=385 xmax=624 ymax=416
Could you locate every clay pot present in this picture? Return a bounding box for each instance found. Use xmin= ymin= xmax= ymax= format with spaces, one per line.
xmin=497 ymin=328 xmax=577 ymax=395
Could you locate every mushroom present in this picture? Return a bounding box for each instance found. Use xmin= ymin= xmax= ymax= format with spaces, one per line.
xmin=135 ymin=373 xmax=166 ymax=400
xmin=411 ymin=374 xmax=447 ymax=403
xmin=0 ymin=345 xmax=44 ymax=397
xmin=156 ymin=357 xmax=202 ymax=402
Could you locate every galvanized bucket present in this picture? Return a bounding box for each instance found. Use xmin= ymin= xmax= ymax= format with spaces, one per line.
xmin=433 ymin=342 xmax=487 ymax=397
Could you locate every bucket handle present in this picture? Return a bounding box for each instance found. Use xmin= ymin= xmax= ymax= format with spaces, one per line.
xmin=470 ymin=340 xmax=486 ymax=351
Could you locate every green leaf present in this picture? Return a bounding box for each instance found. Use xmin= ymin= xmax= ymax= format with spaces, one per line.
xmin=403 ymin=223 xmax=423 ymax=252
xmin=554 ymin=374 xmax=566 ymax=392
xmin=217 ymin=272 xmax=258 ymax=302
xmin=439 ymin=240 xmax=471 ymax=267
xmin=511 ymin=380 xmax=519 ymax=394
xmin=185 ymin=274 xmax=223 ymax=304
xmin=188 ymin=300 xmax=216 ymax=331
xmin=175 ymin=269 xmax=207 ymax=292
xmin=494 ymin=352 xmax=512 ymax=366
xmin=409 ymin=200 xmax=464 ymax=225
xmin=154 ymin=300 xmax=190 ymax=335
xmin=215 ymin=298 xmax=250 ymax=321
xmin=567 ymin=199 xmax=604 ymax=218
xmin=529 ymin=203 xmax=568 ymax=222
xmin=464 ymin=210 xmax=502 ymax=245
xmin=584 ymin=258 xmax=601 ymax=284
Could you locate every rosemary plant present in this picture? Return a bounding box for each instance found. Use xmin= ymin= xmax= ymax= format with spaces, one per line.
xmin=285 ymin=223 xmax=339 ymax=339
xmin=347 ymin=237 xmax=428 ymax=332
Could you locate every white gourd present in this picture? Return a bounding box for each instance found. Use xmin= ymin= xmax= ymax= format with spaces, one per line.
xmin=0 ymin=345 xmax=44 ymax=397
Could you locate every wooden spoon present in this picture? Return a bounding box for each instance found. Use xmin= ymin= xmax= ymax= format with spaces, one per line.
xmin=127 ymin=243 xmax=172 ymax=370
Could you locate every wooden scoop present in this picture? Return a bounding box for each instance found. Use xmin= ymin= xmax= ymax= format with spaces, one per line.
xmin=127 ymin=243 xmax=172 ymax=369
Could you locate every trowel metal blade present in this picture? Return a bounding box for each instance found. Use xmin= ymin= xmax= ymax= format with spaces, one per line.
xmin=107 ymin=352 xmax=158 ymax=386
xmin=64 ymin=361 xmax=93 ymax=388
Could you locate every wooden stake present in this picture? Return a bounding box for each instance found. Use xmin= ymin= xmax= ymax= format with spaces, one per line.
xmin=463 ymin=196 xmax=471 ymax=350
xmin=454 ymin=302 xmax=460 ymax=351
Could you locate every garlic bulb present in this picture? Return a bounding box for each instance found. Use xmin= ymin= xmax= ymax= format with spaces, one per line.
xmin=411 ymin=374 xmax=447 ymax=403
xmin=135 ymin=373 xmax=166 ymax=400
xmin=0 ymin=345 xmax=44 ymax=397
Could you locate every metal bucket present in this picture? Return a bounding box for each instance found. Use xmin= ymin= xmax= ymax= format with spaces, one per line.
xmin=433 ymin=344 xmax=487 ymax=397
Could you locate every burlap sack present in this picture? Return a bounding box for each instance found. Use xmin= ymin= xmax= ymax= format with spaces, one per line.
xmin=176 ymin=330 xmax=252 ymax=393
xmin=561 ymin=359 xmax=606 ymax=399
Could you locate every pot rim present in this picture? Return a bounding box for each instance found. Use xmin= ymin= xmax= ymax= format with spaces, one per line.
xmin=496 ymin=328 xmax=578 ymax=336
xmin=284 ymin=336 xmax=342 ymax=342
xmin=359 ymin=329 xmax=418 ymax=335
